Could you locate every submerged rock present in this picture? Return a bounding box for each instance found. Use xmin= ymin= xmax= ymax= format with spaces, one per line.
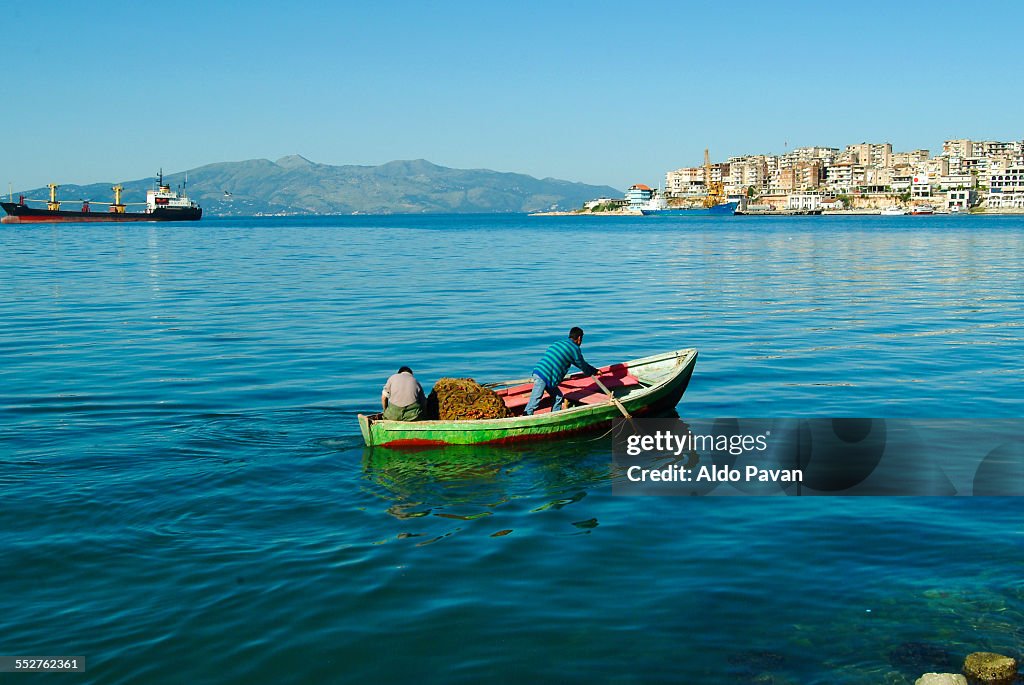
xmin=915 ymin=674 xmax=967 ymax=685
xmin=726 ymin=649 xmax=787 ymax=670
xmin=962 ymin=652 xmax=1018 ymax=683
xmin=889 ymin=642 xmax=954 ymax=671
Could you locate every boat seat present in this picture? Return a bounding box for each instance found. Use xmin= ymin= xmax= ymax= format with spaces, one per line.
xmin=497 ymin=364 xmax=639 ymax=414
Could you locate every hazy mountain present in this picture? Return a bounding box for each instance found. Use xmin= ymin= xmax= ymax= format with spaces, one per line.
xmin=14 ymin=156 xmax=622 ymax=216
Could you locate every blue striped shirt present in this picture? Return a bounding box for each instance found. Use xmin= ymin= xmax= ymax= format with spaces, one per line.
xmin=532 ymin=338 xmax=598 ymax=388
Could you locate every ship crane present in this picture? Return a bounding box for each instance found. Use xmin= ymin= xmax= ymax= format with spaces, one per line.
xmin=111 ymin=185 xmax=127 ymax=214
xmin=702 ymin=148 xmax=725 ymax=209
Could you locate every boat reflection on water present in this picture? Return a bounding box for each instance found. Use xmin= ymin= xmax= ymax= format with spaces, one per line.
xmin=360 ymin=432 xmax=623 ymax=523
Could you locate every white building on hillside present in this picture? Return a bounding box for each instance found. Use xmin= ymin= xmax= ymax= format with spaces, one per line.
xmin=625 ymin=184 xmax=654 ymax=209
xmin=987 ymin=167 xmax=1024 ymax=208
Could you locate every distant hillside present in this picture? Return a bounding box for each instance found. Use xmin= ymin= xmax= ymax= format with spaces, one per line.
xmin=14 ymin=156 xmax=622 ymax=216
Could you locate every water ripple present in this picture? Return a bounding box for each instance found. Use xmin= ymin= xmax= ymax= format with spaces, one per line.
xmin=2 ymin=215 xmax=1023 ymax=683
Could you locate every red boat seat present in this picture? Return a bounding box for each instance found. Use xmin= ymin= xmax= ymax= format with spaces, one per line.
xmin=497 ymin=364 xmax=639 ymax=414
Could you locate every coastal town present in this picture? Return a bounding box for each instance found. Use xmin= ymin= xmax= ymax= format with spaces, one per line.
xmin=580 ymin=137 xmax=1024 ymax=215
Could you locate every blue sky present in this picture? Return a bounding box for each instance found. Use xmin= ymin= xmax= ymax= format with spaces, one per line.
xmin=5 ymin=0 xmax=1023 ymax=191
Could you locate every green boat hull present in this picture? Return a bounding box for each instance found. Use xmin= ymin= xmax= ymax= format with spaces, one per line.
xmin=358 ymin=348 xmax=697 ymax=447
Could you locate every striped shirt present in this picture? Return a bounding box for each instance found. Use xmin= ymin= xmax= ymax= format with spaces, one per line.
xmin=532 ymin=338 xmax=598 ymax=388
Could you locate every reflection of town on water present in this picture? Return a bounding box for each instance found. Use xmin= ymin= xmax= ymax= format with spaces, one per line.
xmin=360 ymin=433 xmax=620 ymax=523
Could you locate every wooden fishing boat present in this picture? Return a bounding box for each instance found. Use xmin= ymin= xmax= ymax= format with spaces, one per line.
xmin=358 ymin=348 xmax=698 ymax=447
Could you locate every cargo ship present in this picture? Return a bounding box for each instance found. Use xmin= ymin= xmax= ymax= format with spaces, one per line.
xmin=1 ymin=171 xmax=202 ymax=224
xmin=639 ymin=196 xmax=739 ymax=215
xmin=639 ymin=148 xmax=738 ymax=216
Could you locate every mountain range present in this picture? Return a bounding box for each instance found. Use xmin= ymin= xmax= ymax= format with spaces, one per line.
xmin=13 ymin=156 xmax=621 ymax=216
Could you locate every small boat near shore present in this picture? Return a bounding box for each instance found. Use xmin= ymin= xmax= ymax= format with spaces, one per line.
xmin=910 ymin=204 xmax=935 ymax=216
xmin=358 ymin=348 xmax=698 ymax=447
xmin=881 ymin=205 xmax=907 ymax=216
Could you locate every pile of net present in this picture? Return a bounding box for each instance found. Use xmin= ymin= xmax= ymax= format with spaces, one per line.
xmin=427 ymin=377 xmax=511 ymax=420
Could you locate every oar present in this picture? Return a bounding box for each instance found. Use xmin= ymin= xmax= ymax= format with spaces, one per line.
xmin=482 ymin=377 xmax=532 ymax=389
xmin=592 ymin=375 xmax=634 ymax=422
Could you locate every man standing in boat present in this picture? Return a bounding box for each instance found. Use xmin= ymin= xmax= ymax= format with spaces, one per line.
xmin=381 ymin=366 xmax=427 ymax=421
xmin=524 ymin=327 xmax=600 ymax=415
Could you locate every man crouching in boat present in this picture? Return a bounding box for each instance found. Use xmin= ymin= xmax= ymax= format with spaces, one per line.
xmin=524 ymin=327 xmax=600 ymax=416
xmin=382 ymin=366 xmax=427 ymax=421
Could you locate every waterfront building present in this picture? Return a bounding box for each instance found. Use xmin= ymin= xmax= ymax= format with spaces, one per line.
xmin=786 ymin=193 xmax=832 ymax=211
xmin=911 ymin=172 xmax=934 ymax=199
xmin=584 ymin=197 xmax=622 ymax=210
xmin=946 ymin=189 xmax=976 ymax=211
xmin=987 ymin=167 xmax=1024 ymax=208
xmin=625 ymin=184 xmax=654 ymax=209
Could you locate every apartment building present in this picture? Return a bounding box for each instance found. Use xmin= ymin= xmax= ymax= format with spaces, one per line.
xmin=864 ymin=165 xmax=893 ymax=188
xmin=846 ymin=142 xmax=893 ymax=168
xmin=947 ymin=190 xmax=977 ymax=211
xmin=988 ymin=167 xmax=1024 ymax=208
xmin=891 ymin=169 xmax=913 ymax=191
xmin=893 ymin=150 xmax=930 ymax=167
xmin=724 ymin=156 xmax=769 ymax=194
xmin=911 ymin=172 xmax=933 ymax=198
xmin=625 ymin=184 xmax=654 ymax=209
xmin=943 ymin=139 xmax=974 ymax=158
xmin=939 ymin=173 xmax=974 ymax=190
xmin=825 ymin=162 xmax=856 ymax=192
xmin=778 ymin=161 xmax=825 ymax=191
xmin=924 ymin=157 xmax=949 ymax=178
xmin=779 ymin=146 xmax=838 ymax=167
xmin=972 ymin=141 xmax=1023 ymax=157
xmin=665 ymin=164 xmax=728 ymax=197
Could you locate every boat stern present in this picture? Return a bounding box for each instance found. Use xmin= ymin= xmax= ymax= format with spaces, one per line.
xmin=357 ymin=413 xmax=375 ymax=446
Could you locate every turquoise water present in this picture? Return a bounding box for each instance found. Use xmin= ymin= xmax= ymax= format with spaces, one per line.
xmin=2 ymin=214 xmax=1023 ymax=683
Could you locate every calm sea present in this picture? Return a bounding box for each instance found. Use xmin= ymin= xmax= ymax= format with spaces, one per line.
xmin=2 ymin=214 xmax=1022 ymax=684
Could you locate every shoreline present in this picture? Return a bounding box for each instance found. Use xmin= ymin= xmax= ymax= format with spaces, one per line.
xmin=529 ymin=210 xmax=642 ymax=216
xmin=531 ymin=208 xmax=1024 ymax=217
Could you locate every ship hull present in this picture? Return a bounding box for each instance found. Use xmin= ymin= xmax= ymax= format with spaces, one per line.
xmin=1 ymin=202 xmax=202 ymax=224
xmin=640 ymin=201 xmax=738 ymax=216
